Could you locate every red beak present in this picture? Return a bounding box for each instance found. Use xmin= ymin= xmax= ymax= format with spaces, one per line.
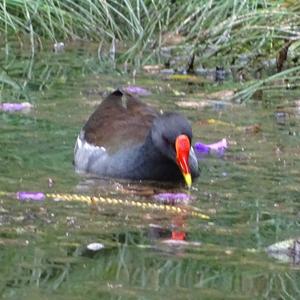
xmin=175 ymin=135 xmax=192 ymax=188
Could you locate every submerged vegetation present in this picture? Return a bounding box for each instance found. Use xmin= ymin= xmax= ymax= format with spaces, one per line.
xmin=1 ymin=0 xmax=300 ymax=101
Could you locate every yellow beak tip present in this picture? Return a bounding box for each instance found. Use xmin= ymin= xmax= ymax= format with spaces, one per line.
xmin=183 ymin=173 xmax=192 ymax=188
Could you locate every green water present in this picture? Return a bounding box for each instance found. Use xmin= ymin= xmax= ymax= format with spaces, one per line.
xmin=1 ymin=45 xmax=300 ymax=300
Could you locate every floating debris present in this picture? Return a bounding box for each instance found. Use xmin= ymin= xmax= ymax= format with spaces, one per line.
xmin=197 ymin=119 xmax=261 ymax=134
xmin=176 ymin=100 xmax=231 ymax=110
xmin=161 ymin=239 xmax=201 ymax=247
xmin=198 ymin=118 xmax=233 ymax=126
xmin=3 ymin=191 xmax=209 ymax=220
xmin=162 ymin=32 xmax=185 ymax=46
xmin=0 ymin=102 xmax=33 ymax=112
xmin=160 ymin=69 xmax=175 ymax=75
xmin=53 ymin=42 xmax=65 ymax=53
xmin=168 ymin=74 xmax=209 ymax=85
xmin=143 ymin=64 xmax=164 ymax=74
xmin=275 ymin=111 xmax=289 ymax=125
xmin=122 ymin=86 xmax=151 ymax=96
xmin=206 ymin=89 xmax=235 ymax=100
xmin=175 ymin=89 xmax=235 ymax=110
xmin=243 ymin=124 xmax=261 ymax=134
xmin=48 ymin=178 xmax=54 ymax=188
xmin=87 ymin=242 xmax=105 ymax=252
xmin=294 ymin=100 xmax=300 ymax=111
xmin=176 ymin=100 xmax=211 ymax=109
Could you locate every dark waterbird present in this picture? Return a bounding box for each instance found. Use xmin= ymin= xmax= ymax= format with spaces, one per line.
xmin=74 ymin=89 xmax=199 ymax=187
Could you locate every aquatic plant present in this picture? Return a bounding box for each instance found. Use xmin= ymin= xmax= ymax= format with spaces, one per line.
xmin=0 ymin=1 xmax=298 ymax=57
xmin=1 ymin=0 xmax=300 ymax=101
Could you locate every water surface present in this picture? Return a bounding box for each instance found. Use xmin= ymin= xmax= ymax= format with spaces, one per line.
xmin=1 ymin=45 xmax=300 ymax=299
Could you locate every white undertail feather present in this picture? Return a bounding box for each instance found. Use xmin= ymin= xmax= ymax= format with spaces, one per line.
xmin=74 ymin=130 xmax=107 ymax=173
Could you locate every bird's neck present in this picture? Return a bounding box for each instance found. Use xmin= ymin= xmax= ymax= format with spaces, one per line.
xmin=135 ymin=133 xmax=181 ymax=181
xmin=107 ymin=133 xmax=181 ymax=182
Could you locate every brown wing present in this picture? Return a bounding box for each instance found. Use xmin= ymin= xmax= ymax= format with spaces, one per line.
xmin=83 ymin=89 xmax=158 ymax=154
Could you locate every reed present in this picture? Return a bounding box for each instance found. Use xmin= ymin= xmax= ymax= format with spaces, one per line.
xmin=1 ymin=0 xmax=300 ymax=100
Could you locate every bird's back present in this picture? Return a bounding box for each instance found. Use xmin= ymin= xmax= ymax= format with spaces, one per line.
xmin=83 ymin=89 xmax=158 ymax=154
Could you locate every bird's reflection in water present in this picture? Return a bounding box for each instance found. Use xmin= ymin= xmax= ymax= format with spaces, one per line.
xmin=75 ymin=175 xmax=201 ymax=255
xmin=74 ymin=174 xmax=191 ymax=199
xmin=147 ymin=214 xmax=201 ymax=255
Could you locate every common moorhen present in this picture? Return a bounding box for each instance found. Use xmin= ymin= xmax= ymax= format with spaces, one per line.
xmin=74 ymin=89 xmax=199 ymax=187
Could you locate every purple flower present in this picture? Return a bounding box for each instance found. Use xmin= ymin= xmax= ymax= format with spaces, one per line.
xmin=153 ymin=193 xmax=190 ymax=204
xmin=17 ymin=191 xmax=45 ymax=201
xmin=0 ymin=102 xmax=32 ymax=112
xmin=194 ymin=138 xmax=228 ymax=157
xmin=122 ymin=86 xmax=151 ymax=96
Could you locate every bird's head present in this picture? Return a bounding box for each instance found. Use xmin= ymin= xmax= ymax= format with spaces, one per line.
xmin=151 ymin=112 xmax=193 ymax=188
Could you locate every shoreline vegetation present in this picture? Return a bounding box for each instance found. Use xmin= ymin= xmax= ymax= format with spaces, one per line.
xmin=1 ymin=0 xmax=300 ymax=101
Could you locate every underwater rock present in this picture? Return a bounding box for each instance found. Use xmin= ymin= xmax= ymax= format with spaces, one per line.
xmin=267 ymin=238 xmax=300 ymax=264
xmin=160 ymin=69 xmax=175 ymax=75
xmin=274 ymin=111 xmax=289 ymax=125
xmin=215 ymin=67 xmax=226 ymax=83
